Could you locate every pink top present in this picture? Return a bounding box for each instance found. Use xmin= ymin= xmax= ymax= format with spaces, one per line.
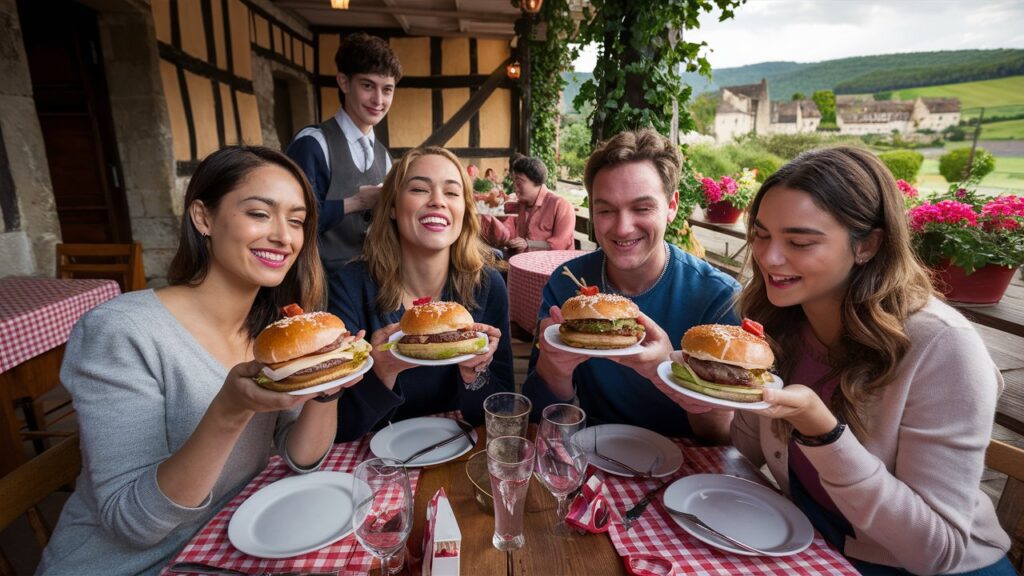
xmin=481 ymin=185 xmax=575 ymax=251
xmin=787 ymin=322 xmax=844 ymax=518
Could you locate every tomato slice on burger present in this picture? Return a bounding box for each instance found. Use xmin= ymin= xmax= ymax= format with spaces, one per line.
xmin=741 ymin=318 xmax=765 ymax=339
xmin=281 ymin=303 xmax=304 ymax=317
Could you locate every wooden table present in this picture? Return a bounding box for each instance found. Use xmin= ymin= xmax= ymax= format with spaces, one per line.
xmin=952 ymin=280 xmax=1024 ymax=338
xmin=0 ymin=277 xmax=120 ymax=476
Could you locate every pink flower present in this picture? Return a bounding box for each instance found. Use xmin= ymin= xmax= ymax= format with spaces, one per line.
xmin=896 ymin=179 xmax=918 ymax=198
xmin=982 ymin=195 xmax=1024 ymax=232
xmin=908 ymin=200 xmax=978 ymax=232
xmin=955 ymin=188 xmax=968 ymax=199
xmin=701 ymin=177 xmax=722 ymax=204
xmin=719 ymin=176 xmax=738 ymax=196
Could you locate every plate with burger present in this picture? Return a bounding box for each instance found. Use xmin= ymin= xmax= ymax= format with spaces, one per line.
xmin=253 ymin=304 xmax=373 ymax=395
xmin=384 ymin=299 xmax=490 ymax=366
xmin=658 ymin=319 xmax=781 ymax=410
xmin=546 ymin=269 xmax=646 ymax=356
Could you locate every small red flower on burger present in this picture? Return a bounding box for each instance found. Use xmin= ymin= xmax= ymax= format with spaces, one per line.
xmin=579 ymin=285 xmax=599 ymax=297
xmin=741 ymin=318 xmax=765 ymax=339
xmin=281 ymin=303 xmax=304 ymax=317
xmin=413 ymin=297 xmax=432 ymax=307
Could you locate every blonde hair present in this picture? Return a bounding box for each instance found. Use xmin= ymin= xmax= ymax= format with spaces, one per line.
xmin=362 ymin=146 xmax=494 ymax=312
xmin=740 ymin=147 xmax=934 ymax=437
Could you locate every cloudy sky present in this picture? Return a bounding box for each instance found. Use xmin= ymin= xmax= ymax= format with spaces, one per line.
xmin=574 ymin=0 xmax=1024 ymax=71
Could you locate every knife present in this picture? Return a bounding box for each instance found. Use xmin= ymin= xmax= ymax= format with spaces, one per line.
xmin=398 ymin=425 xmax=474 ymax=465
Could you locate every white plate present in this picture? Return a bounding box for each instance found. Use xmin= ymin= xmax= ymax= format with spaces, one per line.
xmin=387 ymin=330 xmax=489 ymax=366
xmin=370 ymin=417 xmax=478 ymax=467
xmin=286 ymin=355 xmax=374 ymax=396
xmin=228 ymin=471 xmax=361 ymax=558
xmin=571 ymin=424 xmax=683 ymax=478
xmin=657 ymin=361 xmax=783 ymax=410
xmin=543 ymin=324 xmax=645 ymax=357
xmin=663 ymin=474 xmax=814 ymax=557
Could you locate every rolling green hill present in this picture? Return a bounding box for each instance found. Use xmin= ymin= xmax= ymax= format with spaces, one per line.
xmin=893 ymin=76 xmax=1024 ymax=119
xmin=563 ymin=49 xmax=1024 ymax=113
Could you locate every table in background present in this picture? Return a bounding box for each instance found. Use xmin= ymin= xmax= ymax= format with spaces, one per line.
xmin=0 ymin=277 xmax=120 ymax=476
xmin=507 ymin=250 xmax=581 ymax=335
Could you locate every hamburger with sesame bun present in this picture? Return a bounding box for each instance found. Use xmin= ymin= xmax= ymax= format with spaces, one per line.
xmin=394 ymin=299 xmax=488 ymax=360
xmin=558 ymin=291 xmax=645 ymax=350
xmin=254 ymin=304 xmax=371 ymax=393
xmin=669 ymin=320 xmax=775 ymax=403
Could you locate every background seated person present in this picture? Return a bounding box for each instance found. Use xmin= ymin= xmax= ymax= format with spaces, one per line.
xmin=522 ymin=129 xmax=740 ymax=444
xmin=480 ymin=156 xmax=575 ymax=256
xmin=329 ymin=146 xmax=514 ymax=442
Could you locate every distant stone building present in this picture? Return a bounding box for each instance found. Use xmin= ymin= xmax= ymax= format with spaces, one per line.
xmin=836 ymin=96 xmax=961 ymax=135
xmin=713 ymin=78 xmax=820 ymax=142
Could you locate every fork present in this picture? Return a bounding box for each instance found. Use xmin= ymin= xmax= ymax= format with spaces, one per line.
xmin=591 ymin=428 xmax=659 ymax=478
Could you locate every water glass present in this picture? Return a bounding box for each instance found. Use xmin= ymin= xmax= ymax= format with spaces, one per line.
xmin=484 ymin=392 xmax=531 ymax=445
xmin=487 ymin=435 xmax=535 ymax=551
xmin=351 ymin=458 xmax=414 ymax=576
xmin=535 ymin=404 xmax=587 ymax=531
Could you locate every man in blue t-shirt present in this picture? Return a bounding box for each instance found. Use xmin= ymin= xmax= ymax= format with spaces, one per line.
xmin=522 ymin=129 xmax=740 ymax=443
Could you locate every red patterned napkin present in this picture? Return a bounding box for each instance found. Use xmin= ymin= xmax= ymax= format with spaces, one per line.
xmin=603 ymin=443 xmax=859 ymax=576
xmin=565 ymin=474 xmax=620 ymax=533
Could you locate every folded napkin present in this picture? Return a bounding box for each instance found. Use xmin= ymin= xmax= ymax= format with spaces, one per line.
xmin=565 ymin=474 xmax=620 ymax=533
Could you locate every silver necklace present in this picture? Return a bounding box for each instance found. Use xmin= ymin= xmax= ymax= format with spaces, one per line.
xmin=601 ymin=242 xmax=671 ymax=299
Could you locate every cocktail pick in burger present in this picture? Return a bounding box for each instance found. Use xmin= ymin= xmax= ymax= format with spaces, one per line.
xmin=556 ymin=267 xmax=645 ymax=350
xmin=392 ymin=297 xmax=488 ymax=360
xmin=668 ymin=319 xmax=776 ymax=403
xmin=253 ymin=304 xmax=371 ymax=392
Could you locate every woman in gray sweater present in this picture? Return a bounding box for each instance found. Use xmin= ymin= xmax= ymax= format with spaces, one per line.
xmin=38 ymin=146 xmax=346 ymax=575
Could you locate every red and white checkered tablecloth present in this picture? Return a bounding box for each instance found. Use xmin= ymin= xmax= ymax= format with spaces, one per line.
xmin=0 ymin=277 xmax=121 ymax=373
xmin=164 ymin=436 xmax=422 ymax=576
xmin=603 ymin=442 xmax=858 ymax=576
xmin=507 ymin=250 xmax=581 ymax=334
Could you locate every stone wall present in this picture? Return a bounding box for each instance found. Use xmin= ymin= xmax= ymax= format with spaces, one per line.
xmin=0 ymin=0 xmax=61 ymax=277
xmin=252 ymin=53 xmax=316 ymax=151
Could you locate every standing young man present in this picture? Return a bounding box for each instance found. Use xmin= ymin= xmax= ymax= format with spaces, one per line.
xmin=522 ymin=129 xmax=740 ymax=444
xmin=286 ymin=32 xmax=402 ymax=273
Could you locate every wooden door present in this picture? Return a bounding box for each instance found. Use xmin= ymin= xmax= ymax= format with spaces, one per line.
xmin=19 ymin=0 xmax=132 ymax=244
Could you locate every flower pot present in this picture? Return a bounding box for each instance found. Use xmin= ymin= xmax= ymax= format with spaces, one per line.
xmin=931 ymin=261 xmax=1018 ymax=305
xmin=704 ymin=201 xmax=743 ymax=224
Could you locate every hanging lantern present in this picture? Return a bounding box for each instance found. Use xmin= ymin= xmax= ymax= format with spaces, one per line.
xmin=330 ymin=0 xmax=350 ymax=9
xmin=506 ymin=60 xmax=522 ymax=80
xmin=522 ymin=0 xmax=543 ymax=14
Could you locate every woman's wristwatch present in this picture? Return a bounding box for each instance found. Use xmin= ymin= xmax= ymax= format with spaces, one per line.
xmin=792 ymin=422 xmax=846 ymax=447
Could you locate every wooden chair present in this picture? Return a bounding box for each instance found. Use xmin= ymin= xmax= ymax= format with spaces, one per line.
xmin=0 ymin=434 xmax=80 ymax=576
xmin=55 ymin=242 xmax=146 ymax=293
xmin=986 ymin=438 xmax=1024 ymax=571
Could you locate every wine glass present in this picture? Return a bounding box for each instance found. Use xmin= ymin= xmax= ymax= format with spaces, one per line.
xmin=534 ymin=404 xmax=587 ymax=532
xmin=351 ymin=458 xmax=413 ymax=576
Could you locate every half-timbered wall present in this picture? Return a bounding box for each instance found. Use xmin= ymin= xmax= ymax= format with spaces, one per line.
xmin=151 ymin=0 xmax=262 ymax=175
xmin=315 ymin=31 xmax=515 ymax=177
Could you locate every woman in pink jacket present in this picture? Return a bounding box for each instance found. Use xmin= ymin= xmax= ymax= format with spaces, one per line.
xmin=680 ymin=147 xmax=1012 ymax=575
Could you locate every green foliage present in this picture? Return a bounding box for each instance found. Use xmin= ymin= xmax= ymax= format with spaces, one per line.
xmin=572 ymin=0 xmax=743 ymax=145
xmin=811 ymin=90 xmax=836 ymax=124
xmin=938 ymin=147 xmax=996 ymax=182
xmin=873 ymin=91 xmax=892 ymax=101
xmin=685 ymin=144 xmax=739 ymax=179
xmin=517 ymin=0 xmax=576 ymax=186
xmin=722 ymin=143 xmax=783 ymax=181
xmin=473 ymin=178 xmax=496 ymax=193
xmin=791 ymin=92 xmax=805 ymax=101
xmin=894 ymin=76 xmax=1024 ymax=121
xmin=834 ymin=51 xmax=1024 ymax=94
xmin=878 ymin=150 xmax=924 ymax=182
xmin=558 ymin=121 xmax=591 ymax=181
xmin=943 ymin=125 xmax=967 ymax=141
xmin=746 ymin=132 xmax=865 ymax=160
xmin=687 ymin=93 xmax=719 ymax=136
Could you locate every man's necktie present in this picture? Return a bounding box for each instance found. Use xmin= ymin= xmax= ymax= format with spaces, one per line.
xmin=358 ymin=136 xmax=373 ymax=171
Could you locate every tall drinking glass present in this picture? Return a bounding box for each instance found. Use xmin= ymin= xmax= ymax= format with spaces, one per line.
xmin=484 ymin=392 xmax=531 ymax=446
xmin=535 ymin=404 xmax=587 ymax=532
xmin=487 ymin=435 xmax=535 ymax=551
xmin=351 ymin=458 xmax=414 ymax=576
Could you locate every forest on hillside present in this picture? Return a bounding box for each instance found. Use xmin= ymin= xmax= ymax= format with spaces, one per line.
xmin=562 ymin=49 xmax=1024 ymax=112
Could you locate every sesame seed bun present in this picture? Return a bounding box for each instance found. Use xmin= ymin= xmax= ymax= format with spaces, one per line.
xmin=560 ymin=293 xmax=640 ymax=321
xmin=399 ymin=301 xmax=474 ymax=335
xmin=681 ymin=324 xmax=774 ymax=370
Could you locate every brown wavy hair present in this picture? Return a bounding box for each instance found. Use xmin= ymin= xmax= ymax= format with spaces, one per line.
xmin=363 ymin=146 xmax=494 ymax=313
xmin=167 ymin=146 xmax=326 ymax=339
xmin=740 ymin=146 xmax=934 ymax=437
xmin=583 ymin=128 xmax=681 ymax=201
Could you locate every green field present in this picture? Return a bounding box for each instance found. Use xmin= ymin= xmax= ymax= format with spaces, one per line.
xmin=983 ymin=119 xmax=1024 ymax=140
xmin=917 ymin=155 xmax=1024 ymax=195
xmin=894 ymin=76 xmax=1024 ymax=119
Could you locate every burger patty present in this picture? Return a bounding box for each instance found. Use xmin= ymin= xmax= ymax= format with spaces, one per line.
xmin=683 ymin=353 xmax=756 ymax=387
xmin=289 ymin=357 xmax=353 ymax=377
xmin=562 ymin=319 xmax=645 ymax=336
xmin=310 ymin=334 xmax=347 ymax=355
xmin=399 ymin=329 xmax=478 ymax=345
